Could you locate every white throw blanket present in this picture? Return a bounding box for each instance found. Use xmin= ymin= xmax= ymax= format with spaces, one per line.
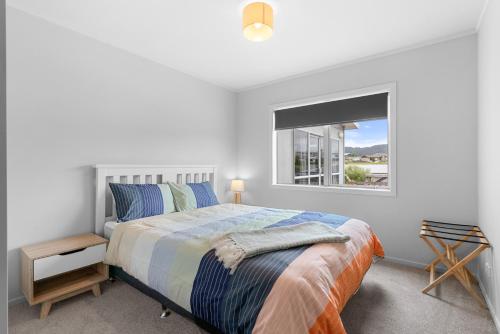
xmin=212 ymin=221 xmax=350 ymax=274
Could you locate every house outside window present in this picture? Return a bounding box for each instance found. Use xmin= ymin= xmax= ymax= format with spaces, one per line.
xmin=272 ymin=83 xmax=396 ymax=195
xmin=292 ymin=128 xmax=323 ymax=185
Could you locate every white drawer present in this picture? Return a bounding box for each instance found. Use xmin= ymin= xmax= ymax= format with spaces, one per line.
xmin=33 ymin=244 xmax=106 ymax=281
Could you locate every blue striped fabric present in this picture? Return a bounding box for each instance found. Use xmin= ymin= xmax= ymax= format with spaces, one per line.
xmin=190 ymin=211 xmax=350 ymax=332
xmin=149 ymin=208 xmax=279 ymax=297
xmin=109 ymin=184 xmax=165 ymax=222
xmin=220 ymin=247 xmax=307 ymax=333
xmin=187 ymin=182 xmax=219 ymax=208
xmin=190 ymin=251 xmax=230 ymax=328
xmin=137 ymin=184 xmax=164 ymax=217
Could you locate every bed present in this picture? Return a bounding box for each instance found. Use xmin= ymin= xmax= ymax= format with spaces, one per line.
xmin=95 ymin=165 xmax=384 ymax=334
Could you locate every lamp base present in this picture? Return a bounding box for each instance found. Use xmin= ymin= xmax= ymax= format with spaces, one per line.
xmin=234 ymin=192 xmax=241 ymax=204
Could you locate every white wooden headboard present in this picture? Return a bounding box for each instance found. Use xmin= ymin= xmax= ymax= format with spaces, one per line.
xmin=94 ymin=164 xmax=217 ymax=236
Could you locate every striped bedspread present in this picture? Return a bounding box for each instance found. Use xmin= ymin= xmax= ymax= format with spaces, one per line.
xmin=105 ymin=204 xmax=384 ymax=334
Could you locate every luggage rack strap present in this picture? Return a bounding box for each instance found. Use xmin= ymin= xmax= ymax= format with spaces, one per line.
xmin=422 ymin=219 xmax=478 ymax=228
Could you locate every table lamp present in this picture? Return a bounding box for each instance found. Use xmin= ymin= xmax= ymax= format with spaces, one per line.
xmin=231 ymin=179 xmax=245 ymax=204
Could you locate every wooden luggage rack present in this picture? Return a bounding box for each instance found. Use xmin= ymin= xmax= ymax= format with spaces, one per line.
xmin=419 ymin=220 xmax=490 ymax=307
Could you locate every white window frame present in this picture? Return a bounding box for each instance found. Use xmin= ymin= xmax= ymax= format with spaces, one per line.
xmin=330 ymin=137 xmax=341 ymax=184
xmin=292 ymin=129 xmax=324 ymax=185
xmin=270 ymin=82 xmax=397 ymax=197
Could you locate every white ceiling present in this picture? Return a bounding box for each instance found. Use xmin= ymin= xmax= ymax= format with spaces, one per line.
xmin=7 ymin=0 xmax=486 ymax=91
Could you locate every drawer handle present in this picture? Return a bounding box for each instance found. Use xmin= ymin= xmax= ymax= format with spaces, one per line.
xmin=59 ymin=247 xmax=87 ymax=256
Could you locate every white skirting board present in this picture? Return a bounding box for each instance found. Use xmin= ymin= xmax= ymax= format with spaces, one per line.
xmin=383 ymin=255 xmax=448 ymax=273
xmin=382 ymin=255 xmax=429 ymax=269
xmin=8 ymin=295 xmax=25 ymax=306
xmin=479 ymin=278 xmax=500 ymax=332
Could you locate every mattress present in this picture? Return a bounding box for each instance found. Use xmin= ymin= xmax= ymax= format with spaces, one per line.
xmin=104 ymin=220 xmax=119 ymax=239
xmin=104 ymin=204 xmax=384 ymax=334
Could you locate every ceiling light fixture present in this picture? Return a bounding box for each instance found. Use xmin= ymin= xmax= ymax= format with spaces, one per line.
xmin=242 ymin=2 xmax=273 ymax=42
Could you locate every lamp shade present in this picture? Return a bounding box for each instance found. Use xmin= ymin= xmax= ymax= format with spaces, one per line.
xmin=231 ymin=179 xmax=245 ymax=192
xmin=242 ymin=2 xmax=273 ymax=42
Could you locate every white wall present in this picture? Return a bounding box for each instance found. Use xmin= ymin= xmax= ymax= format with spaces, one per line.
xmin=236 ymin=35 xmax=478 ymax=267
xmin=6 ymin=7 xmax=236 ymax=301
xmin=0 ymin=0 xmax=6 ymax=331
xmin=478 ymin=0 xmax=500 ymax=327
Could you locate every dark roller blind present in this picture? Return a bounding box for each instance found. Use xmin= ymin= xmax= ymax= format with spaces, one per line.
xmin=274 ymin=92 xmax=388 ymax=130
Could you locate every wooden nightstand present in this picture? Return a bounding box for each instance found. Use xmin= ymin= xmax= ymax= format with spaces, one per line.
xmin=21 ymin=233 xmax=109 ymax=319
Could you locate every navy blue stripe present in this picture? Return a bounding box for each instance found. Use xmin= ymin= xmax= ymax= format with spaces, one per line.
xmin=220 ymin=246 xmax=306 ymax=334
xmin=190 ymin=211 xmax=350 ymax=333
xmin=191 ymin=250 xmax=230 ymax=329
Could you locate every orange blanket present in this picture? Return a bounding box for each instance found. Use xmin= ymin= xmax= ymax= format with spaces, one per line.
xmin=252 ymin=219 xmax=384 ymax=334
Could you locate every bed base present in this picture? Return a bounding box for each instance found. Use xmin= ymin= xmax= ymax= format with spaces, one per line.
xmin=110 ymin=266 xmax=222 ymax=334
xmin=160 ymin=304 xmax=171 ymax=318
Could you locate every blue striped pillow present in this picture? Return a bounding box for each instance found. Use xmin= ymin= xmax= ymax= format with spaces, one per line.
xmin=187 ymin=182 xmax=219 ymax=208
xmin=109 ymin=183 xmax=175 ymax=222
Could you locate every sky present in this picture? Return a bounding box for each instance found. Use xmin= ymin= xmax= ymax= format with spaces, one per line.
xmin=344 ymin=119 xmax=388 ymax=148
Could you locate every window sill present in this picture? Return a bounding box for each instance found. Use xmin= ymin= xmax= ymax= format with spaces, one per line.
xmin=271 ymin=183 xmax=396 ymax=197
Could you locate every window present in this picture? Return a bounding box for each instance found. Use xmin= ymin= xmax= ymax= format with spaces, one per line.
xmin=273 ymin=84 xmax=396 ymax=194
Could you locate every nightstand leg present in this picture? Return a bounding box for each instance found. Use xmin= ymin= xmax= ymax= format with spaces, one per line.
xmin=40 ymin=301 xmax=52 ymax=319
xmin=91 ymin=283 xmax=101 ymax=297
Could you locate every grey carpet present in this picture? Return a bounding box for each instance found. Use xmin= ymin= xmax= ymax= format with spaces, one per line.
xmin=9 ymin=260 xmax=497 ymax=334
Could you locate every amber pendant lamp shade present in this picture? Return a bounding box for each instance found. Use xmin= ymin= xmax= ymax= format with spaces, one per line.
xmin=243 ymin=2 xmax=274 ymax=42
